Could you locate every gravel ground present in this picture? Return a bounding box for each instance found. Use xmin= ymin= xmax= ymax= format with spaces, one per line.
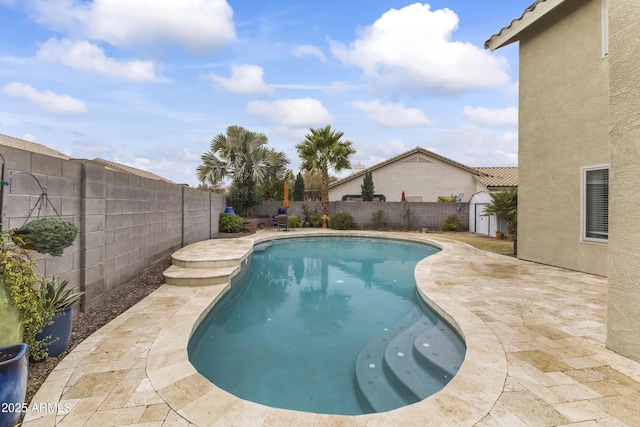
xmin=25 ymin=255 xmax=173 ymax=406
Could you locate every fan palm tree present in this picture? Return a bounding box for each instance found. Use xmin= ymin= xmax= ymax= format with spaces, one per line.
xmin=197 ymin=126 xmax=289 ymax=215
xmin=197 ymin=125 xmax=289 ymax=187
xmin=296 ymin=125 xmax=356 ymax=216
xmin=484 ymin=188 xmax=518 ymax=235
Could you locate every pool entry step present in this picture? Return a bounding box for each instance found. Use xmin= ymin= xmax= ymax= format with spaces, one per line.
xmin=354 ymin=305 xmax=465 ymax=413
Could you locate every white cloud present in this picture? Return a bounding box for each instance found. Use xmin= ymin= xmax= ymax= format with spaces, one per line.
xmin=183 ymin=148 xmax=200 ymax=161
xmin=293 ymin=44 xmax=326 ymax=63
xmin=246 ymin=98 xmax=334 ymax=127
xmin=29 ymin=0 xmax=235 ymax=52
xmin=2 ymin=82 xmax=88 ymax=114
xmin=350 ymin=99 xmax=432 ymax=128
xmin=433 ymin=123 xmax=517 ymax=166
xmin=22 ymin=133 xmax=36 ymax=142
xmin=463 ymin=106 xmax=518 ymax=128
xmin=207 ymin=64 xmax=273 ymax=96
xmin=37 ymin=38 xmax=159 ymax=82
xmin=330 ymin=3 xmax=510 ymax=94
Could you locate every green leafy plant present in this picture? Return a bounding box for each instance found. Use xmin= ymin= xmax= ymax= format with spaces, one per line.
xmin=13 ymin=218 xmax=78 ymax=257
xmin=483 ymin=189 xmax=518 ymax=235
xmin=310 ymin=210 xmax=321 ymax=227
xmin=219 ymin=213 xmax=244 ymax=233
xmin=437 ymin=195 xmax=457 ymax=202
xmin=404 ymin=208 xmax=412 ymax=230
xmin=372 ymin=210 xmax=388 ymax=229
xmin=39 ymin=278 xmax=84 ymax=312
xmin=329 ymin=211 xmax=354 ymax=230
xmin=287 ymin=216 xmax=301 ymax=228
xmin=0 ymin=236 xmax=54 ymax=361
xmin=440 ymin=214 xmax=462 ymax=231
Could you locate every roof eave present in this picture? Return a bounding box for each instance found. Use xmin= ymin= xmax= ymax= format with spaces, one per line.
xmin=485 ymin=0 xmax=567 ymax=51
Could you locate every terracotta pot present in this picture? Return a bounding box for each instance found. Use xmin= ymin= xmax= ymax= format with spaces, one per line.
xmin=495 ymin=231 xmax=504 ymax=240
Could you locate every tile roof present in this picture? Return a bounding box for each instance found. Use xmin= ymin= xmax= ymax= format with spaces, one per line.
xmin=92 ymin=158 xmax=176 ymax=184
xmin=0 ymin=133 xmax=71 ymax=160
xmin=473 ymin=167 xmax=518 ymax=188
xmin=485 ymin=0 xmax=565 ymax=51
xmin=0 ymin=134 xmax=176 ymax=184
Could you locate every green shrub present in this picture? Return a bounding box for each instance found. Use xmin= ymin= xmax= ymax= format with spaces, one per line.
xmin=372 ymin=210 xmax=387 ymax=229
xmin=288 ymin=216 xmax=301 ymax=228
xmin=219 ymin=213 xmax=243 ymax=232
xmin=440 ymin=214 xmax=462 ymax=231
xmin=437 ymin=195 xmax=457 ymax=202
xmin=329 ymin=211 xmax=354 ymax=230
xmin=16 ymin=218 xmax=78 ymax=257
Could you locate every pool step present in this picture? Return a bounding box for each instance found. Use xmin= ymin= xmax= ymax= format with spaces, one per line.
xmin=413 ymin=326 xmax=465 ymax=379
xmin=163 ymin=265 xmax=238 ymax=286
xmin=355 ymin=306 xmax=465 ymax=412
xmin=355 ymin=307 xmax=423 ymax=412
xmin=383 ymin=316 xmax=446 ymax=399
xmin=170 ymin=238 xmax=253 ymax=269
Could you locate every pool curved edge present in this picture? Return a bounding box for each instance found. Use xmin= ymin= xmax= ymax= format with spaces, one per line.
xmin=144 ymin=230 xmax=508 ymax=426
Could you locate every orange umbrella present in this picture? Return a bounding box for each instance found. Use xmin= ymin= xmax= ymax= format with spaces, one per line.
xmin=283 ymin=181 xmax=290 ymax=209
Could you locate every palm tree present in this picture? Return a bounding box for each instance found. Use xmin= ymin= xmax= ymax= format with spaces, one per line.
xmin=296 ymin=126 xmax=356 ymax=216
xmin=197 ymin=125 xmax=289 ymax=215
xmin=484 ymin=189 xmax=518 ymax=235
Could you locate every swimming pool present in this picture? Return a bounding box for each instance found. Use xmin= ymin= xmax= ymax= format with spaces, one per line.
xmin=188 ymin=236 xmax=466 ymax=415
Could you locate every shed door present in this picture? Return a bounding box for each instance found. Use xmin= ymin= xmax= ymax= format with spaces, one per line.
xmin=474 ymin=203 xmax=490 ymax=236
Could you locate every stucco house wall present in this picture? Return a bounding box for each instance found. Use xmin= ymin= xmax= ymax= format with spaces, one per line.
xmin=516 ymin=0 xmax=609 ymax=276
xmin=328 ymin=148 xmax=485 ymax=203
xmin=606 ymin=0 xmax=640 ymax=361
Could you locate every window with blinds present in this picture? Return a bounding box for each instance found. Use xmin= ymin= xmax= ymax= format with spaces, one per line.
xmin=583 ymin=166 xmax=609 ymax=241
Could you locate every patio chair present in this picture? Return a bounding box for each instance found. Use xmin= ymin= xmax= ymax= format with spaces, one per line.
xmin=276 ymin=214 xmax=289 ymax=231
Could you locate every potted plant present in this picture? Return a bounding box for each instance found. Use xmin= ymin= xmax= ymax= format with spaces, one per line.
xmin=483 ymin=189 xmax=517 ymax=241
xmin=0 ymin=343 xmax=28 ymax=427
xmin=321 ymin=214 xmax=330 ymax=228
xmin=33 ymin=278 xmax=84 ymax=361
xmin=310 ymin=211 xmax=322 ymax=228
xmin=12 ymin=217 xmax=78 ymax=256
xmin=0 ymin=237 xmax=54 ymax=362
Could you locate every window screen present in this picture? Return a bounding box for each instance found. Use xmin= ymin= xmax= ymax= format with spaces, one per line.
xmin=585 ymin=168 xmax=608 ymax=239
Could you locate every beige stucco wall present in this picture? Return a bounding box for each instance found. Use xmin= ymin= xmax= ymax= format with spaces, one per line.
xmin=606 ymin=0 xmax=640 ymax=362
xmin=328 ymin=153 xmax=481 ymax=202
xmin=517 ymin=0 xmax=609 ymax=276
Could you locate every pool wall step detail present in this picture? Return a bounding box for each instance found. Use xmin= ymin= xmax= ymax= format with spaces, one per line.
xmin=355 ymin=307 xmax=423 ymax=412
xmin=413 ymin=327 xmax=466 ymax=378
xmin=163 ymin=265 xmax=238 ymax=286
xmin=383 ymin=316 xmax=446 ymax=399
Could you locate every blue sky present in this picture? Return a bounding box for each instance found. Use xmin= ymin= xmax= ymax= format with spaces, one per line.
xmin=0 ymin=0 xmax=530 ymax=186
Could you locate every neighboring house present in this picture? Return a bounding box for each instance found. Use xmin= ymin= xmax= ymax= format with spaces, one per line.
xmin=0 ymin=134 xmax=176 ymax=184
xmin=328 ymin=147 xmax=516 ymax=203
xmin=486 ymin=1 xmax=640 ymax=361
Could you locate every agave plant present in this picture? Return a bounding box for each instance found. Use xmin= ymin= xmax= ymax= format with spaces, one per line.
xmin=39 ymin=277 xmax=84 ymax=312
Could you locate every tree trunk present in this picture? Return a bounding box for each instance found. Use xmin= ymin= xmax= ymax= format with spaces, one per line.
xmin=321 ymin=165 xmax=329 ymax=216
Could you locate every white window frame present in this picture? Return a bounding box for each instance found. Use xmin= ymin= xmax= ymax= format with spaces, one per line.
xmin=580 ymin=164 xmax=609 ymax=244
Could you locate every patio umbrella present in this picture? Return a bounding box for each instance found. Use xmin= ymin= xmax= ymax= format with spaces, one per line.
xmin=401 ymin=191 xmax=406 ymax=202
xmin=283 ymin=181 xmax=290 ymax=210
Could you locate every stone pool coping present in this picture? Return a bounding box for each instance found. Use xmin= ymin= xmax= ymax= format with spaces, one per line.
xmin=24 ymin=229 xmax=640 ymax=426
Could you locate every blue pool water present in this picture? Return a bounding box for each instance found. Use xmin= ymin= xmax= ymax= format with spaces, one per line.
xmin=188 ymin=237 xmax=466 ymax=415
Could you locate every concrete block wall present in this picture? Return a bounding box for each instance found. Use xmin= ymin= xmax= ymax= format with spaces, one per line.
xmin=1 ymin=146 xmax=225 ymax=311
xmin=251 ymin=200 xmax=468 ymax=231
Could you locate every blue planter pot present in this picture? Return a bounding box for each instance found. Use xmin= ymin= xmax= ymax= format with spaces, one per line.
xmin=224 ymin=206 xmax=236 ymax=214
xmin=34 ymin=306 xmax=73 ymax=360
xmin=0 ymin=343 xmax=28 ymax=427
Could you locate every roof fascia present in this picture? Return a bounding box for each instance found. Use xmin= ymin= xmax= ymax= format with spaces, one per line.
xmin=485 ymin=0 xmax=567 ymax=51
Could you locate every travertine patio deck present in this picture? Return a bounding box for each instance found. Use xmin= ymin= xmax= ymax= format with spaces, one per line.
xmin=24 ymin=230 xmax=640 ymax=426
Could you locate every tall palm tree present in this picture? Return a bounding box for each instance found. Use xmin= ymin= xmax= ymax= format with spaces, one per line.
xmin=296 ymin=125 xmax=356 ymax=216
xmin=197 ymin=125 xmax=289 ymax=187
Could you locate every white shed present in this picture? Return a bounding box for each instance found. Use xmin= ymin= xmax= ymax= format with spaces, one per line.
xmin=468 ymin=191 xmax=506 ymax=237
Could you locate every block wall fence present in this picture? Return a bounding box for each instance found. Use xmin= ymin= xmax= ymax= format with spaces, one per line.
xmin=252 ymin=200 xmax=469 ymax=231
xmin=0 ymin=146 xmax=225 ymax=310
